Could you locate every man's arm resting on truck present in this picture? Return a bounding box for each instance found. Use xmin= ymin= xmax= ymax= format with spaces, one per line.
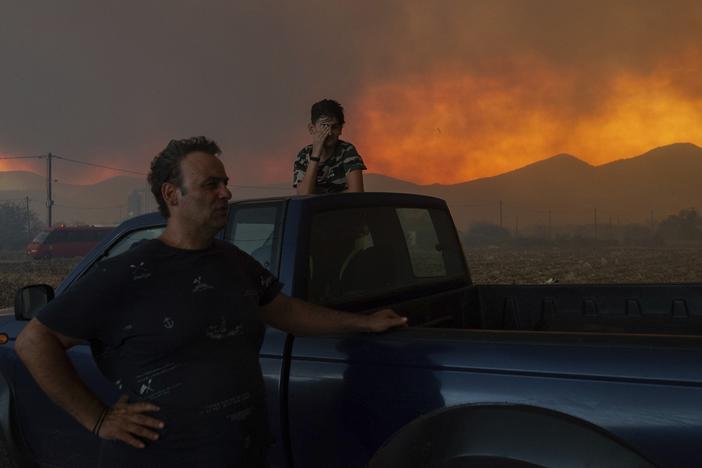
xmin=261 ymin=293 xmax=406 ymax=336
xmin=15 ymin=319 xmax=164 ymax=448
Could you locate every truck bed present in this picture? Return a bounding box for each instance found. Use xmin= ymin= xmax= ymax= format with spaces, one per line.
xmin=473 ymin=283 xmax=702 ymax=335
xmin=390 ymin=281 xmax=702 ymax=336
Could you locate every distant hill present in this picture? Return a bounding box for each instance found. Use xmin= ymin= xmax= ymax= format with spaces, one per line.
xmin=0 ymin=171 xmax=45 ymax=191
xmin=364 ymin=173 xmax=421 ymax=193
xmin=0 ymin=172 xmax=146 ymax=225
xmin=421 ymin=142 xmax=702 ymax=230
xmin=1 ymin=143 xmax=701 ymax=228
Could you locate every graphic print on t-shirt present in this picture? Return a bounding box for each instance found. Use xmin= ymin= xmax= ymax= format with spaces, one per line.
xmin=129 ymin=261 xmax=151 ymax=280
xmin=135 ymin=361 xmax=183 ymax=401
xmin=206 ymin=316 xmax=244 ymax=340
xmin=163 ymin=317 xmax=175 ymax=329
xmin=192 ymin=275 xmax=215 ymax=293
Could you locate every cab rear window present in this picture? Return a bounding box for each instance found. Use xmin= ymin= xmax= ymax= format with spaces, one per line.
xmin=307 ymin=206 xmax=466 ymax=304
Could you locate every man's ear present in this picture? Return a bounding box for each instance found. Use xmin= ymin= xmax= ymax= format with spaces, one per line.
xmin=307 ymin=122 xmax=315 ymax=134
xmin=161 ymin=182 xmax=180 ymax=209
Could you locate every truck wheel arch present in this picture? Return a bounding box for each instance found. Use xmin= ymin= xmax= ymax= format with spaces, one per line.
xmin=368 ymin=404 xmax=657 ymax=468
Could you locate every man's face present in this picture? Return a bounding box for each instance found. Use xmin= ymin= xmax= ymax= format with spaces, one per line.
xmin=312 ymin=115 xmax=343 ymax=148
xmin=172 ymin=151 xmax=232 ymax=232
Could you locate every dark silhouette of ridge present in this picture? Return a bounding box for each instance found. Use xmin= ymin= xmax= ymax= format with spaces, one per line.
xmin=1 ymin=142 xmax=701 ymax=227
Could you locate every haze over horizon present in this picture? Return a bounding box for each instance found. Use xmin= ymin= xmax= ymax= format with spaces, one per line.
xmin=1 ymin=1 xmax=702 ymax=185
xmin=3 ymin=142 xmax=701 ymax=229
xmin=2 ymin=141 xmax=700 ymax=188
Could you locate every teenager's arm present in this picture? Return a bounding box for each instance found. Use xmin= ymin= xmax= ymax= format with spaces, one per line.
xmin=346 ymin=169 xmax=364 ymax=192
xmin=296 ymin=123 xmax=331 ymax=195
xmin=296 ymin=159 xmax=321 ymax=195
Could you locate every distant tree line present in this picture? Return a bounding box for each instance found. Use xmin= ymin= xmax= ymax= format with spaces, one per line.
xmin=0 ymin=202 xmax=44 ymax=250
xmin=462 ymin=208 xmax=702 ymax=247
xmin=657 ymin=208 xmax=702 ymax=243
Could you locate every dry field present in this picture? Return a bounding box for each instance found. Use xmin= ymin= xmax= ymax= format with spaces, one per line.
xmin=2 ymin=245 xmax=702 ymax=309
xmin=0 ymin=252 xmax=81 ymax=309
xmin=464 ymin=245 xmax=702 ymax=284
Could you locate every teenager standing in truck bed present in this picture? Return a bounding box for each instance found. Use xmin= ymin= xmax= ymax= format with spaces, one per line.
xmin=293 ymin=99 xmax=366 ymax=195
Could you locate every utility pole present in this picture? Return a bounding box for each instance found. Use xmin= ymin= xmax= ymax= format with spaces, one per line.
xmin=25 ymin=196 xmax=31 ymax=236
xmin=593 ymin=207 xmax=598 ymax=239
xmin=499 ymin=200 xmax=503 ymax=227
xmin=46 ymin=153 xmax=54 ymax=227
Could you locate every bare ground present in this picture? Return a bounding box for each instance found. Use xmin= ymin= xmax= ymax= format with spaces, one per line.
xmin=464 ymin=245 xmax=702 ymax=284
xmin=2 ymin=246 xmax=702 ymax=308
xmin=0 ymin=252 xmax=81 ymax=309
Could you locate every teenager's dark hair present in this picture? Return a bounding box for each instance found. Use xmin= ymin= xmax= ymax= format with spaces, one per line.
xmin=310 ymin=99 xmax=345 ymax=125
xmin=148 ymin=136 xmax=222 ymax=218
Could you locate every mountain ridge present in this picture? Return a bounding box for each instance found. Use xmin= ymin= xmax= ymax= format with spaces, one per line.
xmin=2 ymin=142 xmax=700 ymax=228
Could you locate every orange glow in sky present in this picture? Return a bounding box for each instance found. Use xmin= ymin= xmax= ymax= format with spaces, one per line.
xmin=3 ymin=55 xmax=702 ymax=187
xmin=0 ymin=157 xmax=37 ymax=173
xmin=352 ymin=55 xmax=702 ymax=184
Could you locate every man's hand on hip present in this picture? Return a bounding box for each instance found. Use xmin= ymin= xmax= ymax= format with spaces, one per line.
xmin=99 ymin=395 xmax=164 ymax=449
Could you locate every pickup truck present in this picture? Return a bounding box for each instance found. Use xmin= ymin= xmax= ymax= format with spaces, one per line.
xmin=3 ymin=192 xmax=702 ymax=467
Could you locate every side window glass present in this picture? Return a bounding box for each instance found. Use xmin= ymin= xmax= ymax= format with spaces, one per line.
xmin=32 ymin=231 xmax=49 ymax=243
xmin=226 ymin=204 xmax=282 ymax=272
xmin=101 ymin=227 xmax=165 ymax=260
xmin=308 ymin=207 xmax=408 ymax=303
xmin=81 ymin=227 xmax=165 ymax=279
xmin=308 ymin=206 xmax=466 ymax=305
xmin=396 ymin=208 xmax=447 ymax=278
xmin=49 ymin=230 xmax=66 ymax=243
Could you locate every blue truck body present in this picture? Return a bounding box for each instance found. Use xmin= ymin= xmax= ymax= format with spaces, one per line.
xmin=2 ymin=192 xmax=702 ymax=467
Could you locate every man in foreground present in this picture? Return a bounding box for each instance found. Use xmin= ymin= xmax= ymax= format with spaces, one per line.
xmin=15 ymin=136 xmax=406 ymax=467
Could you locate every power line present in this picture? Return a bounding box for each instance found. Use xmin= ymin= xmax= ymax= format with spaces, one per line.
xmin=55 ymin=155 xmax=147 ymax=176
xmin=0 ymin=197 xmax=30 ymax=203
xmin=54 ymin=203 xmax=124 ymax=210
xmin=231 ymin=184 xmax=291 ymax=190
xmin=0 ymin=155 xmax=46 ymax=160
xmin=5 ymin=152 xmax=292 ymax=190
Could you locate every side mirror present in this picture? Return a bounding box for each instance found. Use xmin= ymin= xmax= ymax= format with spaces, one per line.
xmin=14 ymin=285 xmax=55 ymax=321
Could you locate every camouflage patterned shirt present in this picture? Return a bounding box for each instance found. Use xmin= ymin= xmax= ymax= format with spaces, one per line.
xmin=292 ymin=140 xmax=367 ymax=193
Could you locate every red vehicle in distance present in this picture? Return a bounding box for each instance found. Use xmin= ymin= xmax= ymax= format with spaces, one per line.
xmin=26 ymin=225 xmax=114 ymax=259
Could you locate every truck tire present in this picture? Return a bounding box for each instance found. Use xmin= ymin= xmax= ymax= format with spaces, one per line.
xmin=368 ymin=404 xmax=657 ymax=468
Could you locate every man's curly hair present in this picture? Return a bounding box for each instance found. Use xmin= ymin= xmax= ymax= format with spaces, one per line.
xmin=148 ymin=136 xmax=222 ymax=218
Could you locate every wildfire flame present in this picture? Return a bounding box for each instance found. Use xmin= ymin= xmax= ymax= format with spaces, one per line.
xmin=2 ymin=51 xmax=701 ymax=187
xmin=352 ymin=53 xmax=702 ymax=184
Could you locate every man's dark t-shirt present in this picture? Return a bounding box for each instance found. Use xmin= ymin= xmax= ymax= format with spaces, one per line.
xmin=37 ymin=239 xmax=282 ymax=467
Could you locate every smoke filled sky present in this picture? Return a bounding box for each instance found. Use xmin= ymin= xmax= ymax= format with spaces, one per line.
xmin=1 ymin=0 xmax=701 ymax=185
